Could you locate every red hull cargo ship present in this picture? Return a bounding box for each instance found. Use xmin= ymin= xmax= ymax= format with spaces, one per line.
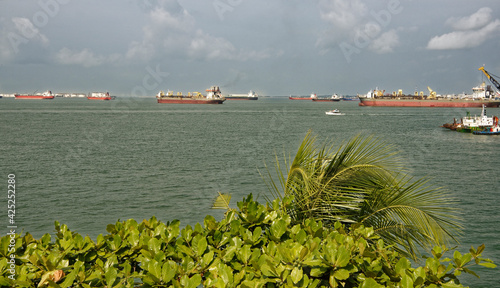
xmin=289 ymin=93 xmax=314 ymax=100
xmin=15 ymin=90 xmax=55 ymax=99
xmin=359 ymin=67 xmax=500 ymax=108
xmin=157 ymin=86 xmax=225 ymax=104
xmin=88 ymin=92 xmax=113 ymax=100
xmin=358 ymin=85 xmax=500 ymax=108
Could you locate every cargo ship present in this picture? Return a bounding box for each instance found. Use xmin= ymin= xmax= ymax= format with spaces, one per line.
xmin=226 ymin=90 xmax=258 ymax=100
xmin=157 ymin=86 xmax=225 ymax=104
xmin=358 ymin=85 xmax=500 ymax=108
xmin=312 ymin=94 xmax=341 ymax=102
xmin=88 ymin=92 xmax=113 ymax=100
xmin=359 ymin=67 xmax=500 ymax=108
xmin=15 ymin=90 xmax=55 ymax=100
xmin=289 ymin=93 xmax=314 ymax=100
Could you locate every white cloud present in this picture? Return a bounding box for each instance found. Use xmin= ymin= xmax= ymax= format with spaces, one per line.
xmin=55 ymin=48 xmax=119 ymax=67
xmin=427 ymin=14 xmax=500 ymax=50
xmin=316 ymin=0 xmax=407 ymax=56
xmin=0 ymin=17 xmax=50 ymax=61
xmin=0 ymin=21 xmax=15 ymax=61
xmin=445 ymin=7 xmax=492 ymax=31
xmin=316 ymin=0 xmax=369 ymax=49
xmin=126 ymin=2 xmax=278 ymax=62
xmin=11 ymin=17 xmax=49 ymax=47
xmin=369 ymin=29 xmax=399 ymax=54
xmin=318 ymin=0 xmax=368 ymax=30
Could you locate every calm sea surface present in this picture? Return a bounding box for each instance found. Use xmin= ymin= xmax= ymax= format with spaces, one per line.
xmin=1 ymin=97 xmax=499 ymax=286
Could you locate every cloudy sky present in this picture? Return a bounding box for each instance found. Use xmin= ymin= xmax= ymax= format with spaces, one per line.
xmin=1 ymin=0 xmax=500 ymax=96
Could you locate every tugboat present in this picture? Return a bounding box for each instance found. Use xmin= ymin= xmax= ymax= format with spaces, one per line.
xmin=442 ymin=105 xmax=499 ymax=134
xmin=157 ymin=86 xmax=225 ymax=104
xmin=472 ymin=123 xmax=500 ymax=135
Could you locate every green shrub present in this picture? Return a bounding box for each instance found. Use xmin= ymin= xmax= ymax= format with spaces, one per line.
xmin=1 ymin=195 xmax=495 ymax=287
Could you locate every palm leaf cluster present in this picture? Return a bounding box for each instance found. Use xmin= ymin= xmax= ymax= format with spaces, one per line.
xmin=264 ymin=131 xmax=462 ymax=259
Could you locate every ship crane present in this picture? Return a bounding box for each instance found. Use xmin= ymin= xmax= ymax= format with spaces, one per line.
xmin=427 ymin=86 xmax=437 ymax=99
xmin=479 ymin=66 xmax=500 ymax=91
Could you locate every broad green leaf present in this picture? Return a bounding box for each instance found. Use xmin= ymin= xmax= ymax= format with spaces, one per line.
xmin=105 ymin=267 xmax=117 ymax=287
xmin=148 ymin=261 xmax=162 ymax=280
xmin=252 ymin=227 xmax=263 ymax=244
xmin=187 ymin=274 xmax=202 ymax=288
xmin=162 ymin=261 xmax=177 ymax=283
xmin=222 ymin=246 xmax=236 ymax=262
xmin=270 ymin=219 xmax=287 ymax=239
xmin=400 ymin=274 xmax=413 ymax=288
xmin=295 ymin=229 xmax=307 ymax=244
xmin=192 ymin=235 xmax=207 ymax=256
xmin=261 ymin=264 xmax=278 ymax=277
xmin=291 ymin=267 xmax=303 ymax=284
xmin=128 ymin=230 xmax=140 ymax=247
xmin=113 ymin=234 xmax=122 ymax=250
xmin=395 ymin=257 xmax=411 ymax=276
xmin=334 ymin=269 xmax=350 ymax=280
xmin=148 ymin=238 xmax=162 ymax=254
xmin=202 ymin=250 xmax=215 ymax=268
xmin=238 ymin=245 xmax=251 ymax=264
xmin=360 ymin=277 xmax=383 ymax=288
xmin=334 ymin=246 xmax=350 ymax=267
xmin=218 ymin=263 xmax=234 ymax=283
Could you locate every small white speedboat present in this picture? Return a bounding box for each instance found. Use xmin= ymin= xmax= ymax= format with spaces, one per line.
xmin=325 ymin=109 xmax=345 ymax=115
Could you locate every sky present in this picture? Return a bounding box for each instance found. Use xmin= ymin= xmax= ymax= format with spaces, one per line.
xmin=1 ymin=0 xmax=500 ymax=97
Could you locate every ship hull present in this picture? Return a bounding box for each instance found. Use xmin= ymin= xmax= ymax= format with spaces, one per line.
xmin=88 ymin=97 xmax=113 ymax=100
xmin=359 ymin=98 xmax=500 ymax=107
xmin=15 ymin=95 xmax=54 ymax=100
xmin=289 ymin=97 xmax=310 ymax=100
xmin=312 ymin=99 xmax=340 ymax=102
xmin=157 ymin=98 xmax=225 ymax=104
xmin=473 ymin=130 xmax=500 ymax=135
xmin=225 ymin=96 xmax=258 ymax=100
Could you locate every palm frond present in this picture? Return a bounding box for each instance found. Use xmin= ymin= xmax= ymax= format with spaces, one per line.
xmin=211 ymin=192 xmax=232 ymax=210
xmin=262 ymin=130 xmax=463 ymax=259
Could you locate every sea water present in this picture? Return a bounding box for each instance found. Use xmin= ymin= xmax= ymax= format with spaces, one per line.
xmin=1 ymin=97 xmax=499 ymax=286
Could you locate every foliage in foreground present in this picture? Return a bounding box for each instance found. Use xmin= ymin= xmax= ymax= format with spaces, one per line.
xmin=263 ymin=131 xmax=463 ymax=259
xmin=1 ymin=195 xmax=496 ymax=287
